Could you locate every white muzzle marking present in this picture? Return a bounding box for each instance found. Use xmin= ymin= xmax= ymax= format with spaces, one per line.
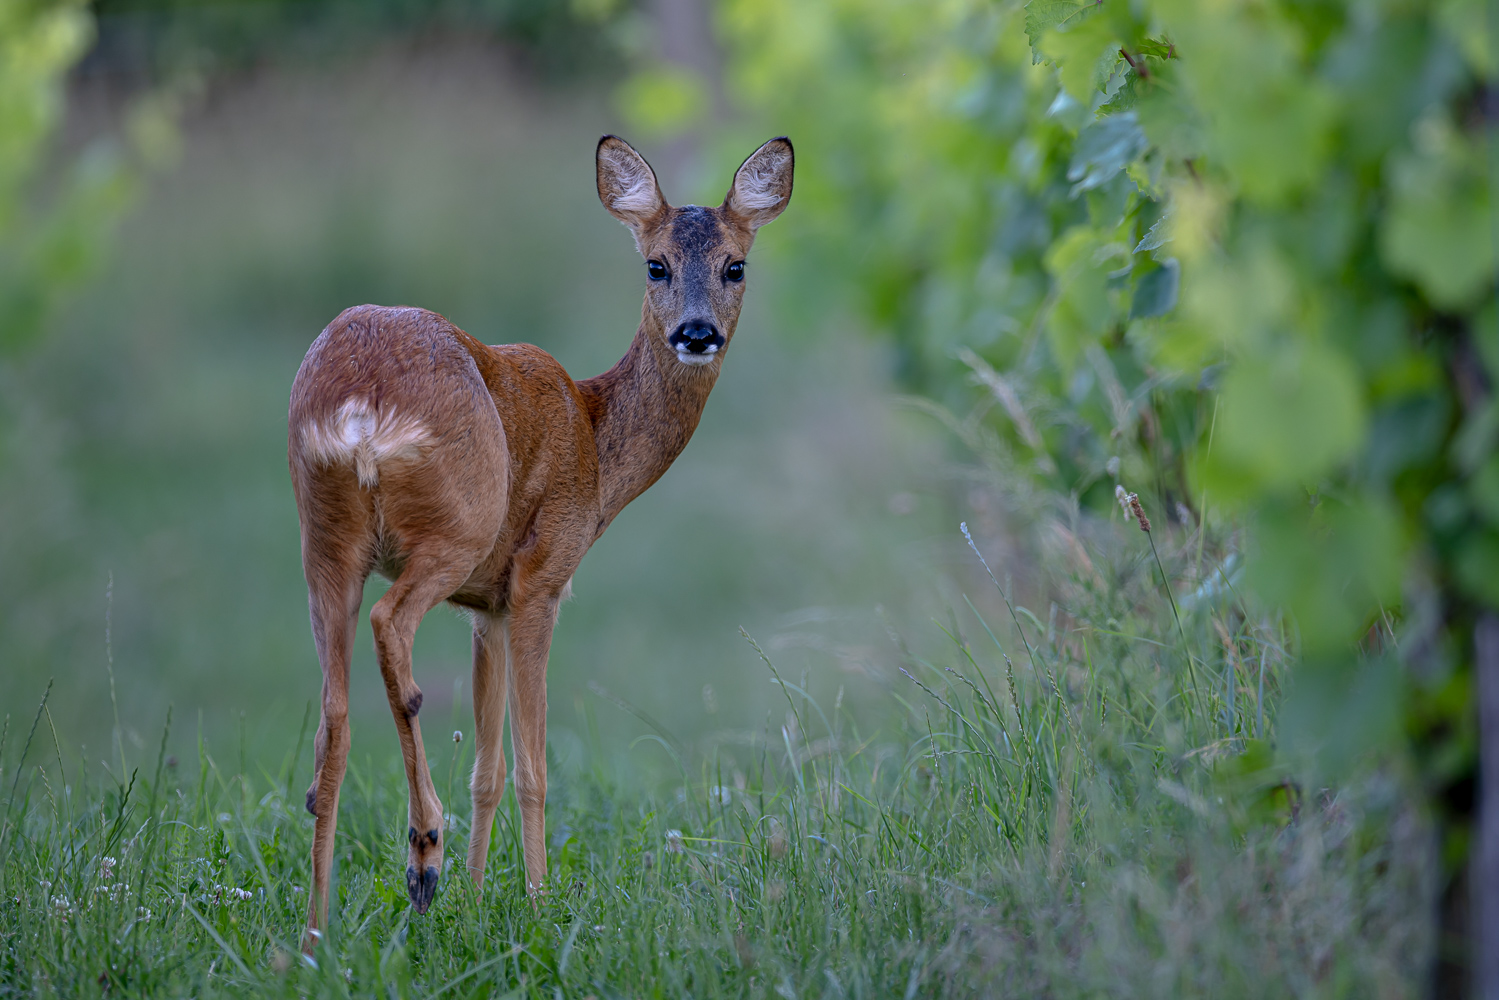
xmin=676 ymin=346 xmax=719 ymax=366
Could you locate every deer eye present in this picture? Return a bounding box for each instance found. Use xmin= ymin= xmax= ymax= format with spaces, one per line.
xmin=724 ymin=261 xmax=745 ymax=282
xmin=647 ymin=260 xmax=668 ymax=281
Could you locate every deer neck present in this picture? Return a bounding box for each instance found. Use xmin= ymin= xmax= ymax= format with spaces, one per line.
xmin=578 ymin=309 xmax=721 ymax=528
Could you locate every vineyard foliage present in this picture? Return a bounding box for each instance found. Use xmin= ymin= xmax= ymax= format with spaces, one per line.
xmin=0 ymin=0 xmax=162 ymax=355
xmin=718 ymin=0 xmax=1495 ymax=771
xmin=2 ymin=0 xmax=627 ymax=358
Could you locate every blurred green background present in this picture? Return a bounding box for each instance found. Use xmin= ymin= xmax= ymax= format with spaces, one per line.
xmin=0 ymin=0 xmax=1494 ymax=927
xmin=0 ymin=1 xmax=958 ymax=774
xmin=1 ymin=0 xmax=1494 ymax=986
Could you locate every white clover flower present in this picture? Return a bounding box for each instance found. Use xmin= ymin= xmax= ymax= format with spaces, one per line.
xmin=99 ymin=856 xmax=116 ymax=881
xmin=664 ymin=829 xmax=684 ymax=854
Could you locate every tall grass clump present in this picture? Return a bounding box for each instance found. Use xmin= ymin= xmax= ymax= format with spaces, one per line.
xmin=0 ymin=506 xmax=1434 ymax=997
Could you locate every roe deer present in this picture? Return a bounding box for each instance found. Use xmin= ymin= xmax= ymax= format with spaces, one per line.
xmin=287 ymin=135 xmax=793 ymax=946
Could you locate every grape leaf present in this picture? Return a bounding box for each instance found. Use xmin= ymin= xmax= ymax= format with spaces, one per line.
xmin=1130 ymin=258 xmax=1178 ymax=318
xmin=1247 ymin=496 xmax=1402 ymax=654
xmin=1380 ymin=128 xmax=1494 ymax=309
xmin=1068 ymin=112 xmax=1147 ymax=194
xmin=1044 ymin=226 xmax=1125 ymax=369
xmin=1040 ymin=14 xmax=1121 ymax=100
xmin=1134 ymin=210 xmax=1171 ymax=253
xmin=1024 ymin=0 xmax=1094 ymax=60
xmin=1137 ymin=36 xmax=1175 ymax=60
xmin=1212 ymin=342 xmax=1366 ymax=494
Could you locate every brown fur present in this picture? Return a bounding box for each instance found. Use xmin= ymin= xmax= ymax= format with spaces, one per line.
xmin=287 ymin=136 xmax=793 ymax=947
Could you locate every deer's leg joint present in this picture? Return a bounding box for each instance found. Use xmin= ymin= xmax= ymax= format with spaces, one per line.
xmin=514 ymin=777 xmax=546 ymax=811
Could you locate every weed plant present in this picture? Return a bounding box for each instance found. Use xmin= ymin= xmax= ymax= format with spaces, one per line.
xmin=0 ymin=512 xmax=1435 ymax=997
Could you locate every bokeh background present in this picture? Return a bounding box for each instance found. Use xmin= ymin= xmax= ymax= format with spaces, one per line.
xmin=0 ymin=1 xmax=960 ymax=776
xmin=1 ymin=0 xmax=1492 ymax=772
xmin=1 ymin=0 xmax=1496 ymax=979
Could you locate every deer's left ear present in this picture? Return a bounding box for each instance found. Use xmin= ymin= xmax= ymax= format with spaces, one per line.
xmin=724 ymin=137 xmax=793 ymax=230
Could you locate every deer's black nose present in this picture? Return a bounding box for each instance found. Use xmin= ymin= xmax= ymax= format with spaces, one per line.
xmin=669 ymin=322 xmax=724 ymax=355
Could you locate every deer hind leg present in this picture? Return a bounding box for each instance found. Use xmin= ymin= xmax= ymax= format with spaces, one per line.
xmin=369 ymin=552 xmax=478 ymax=914
xmin=300 ymin=555 xmax=365 ymax=952
xmin=466 ymin=611 xmax=509 ymax=887
xmin=506 ymin=592 xmax=562 ymax=895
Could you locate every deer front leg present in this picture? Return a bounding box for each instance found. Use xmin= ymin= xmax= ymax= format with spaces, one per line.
xmin=466 ymin=612 xmax=509 ymax=886
xmin=506 ymin=593 xmax=561 ymax=895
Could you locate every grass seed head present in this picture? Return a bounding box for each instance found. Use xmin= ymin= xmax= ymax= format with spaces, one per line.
xmin=1116 ymin=485 xmax=1151 ymax=532
xmin=1130 ymin=494 xmax=1151 ymax=532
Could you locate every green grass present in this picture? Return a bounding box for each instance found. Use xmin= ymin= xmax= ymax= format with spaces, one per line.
xmin=0 ymin=520 xmax=1434 ymax=998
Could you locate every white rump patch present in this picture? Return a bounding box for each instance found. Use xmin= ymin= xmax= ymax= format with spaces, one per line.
xmin=301 ymin=397 xmax=433 ymax=489
xmin=733 ymin=146 xmax=792 ymax=210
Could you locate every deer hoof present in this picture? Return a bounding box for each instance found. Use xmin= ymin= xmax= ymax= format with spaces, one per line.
xmin=407 ymin=864 xmax=440 ymax=914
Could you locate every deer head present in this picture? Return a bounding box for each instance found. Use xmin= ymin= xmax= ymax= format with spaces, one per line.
xmin=596 ymin=135 xmax=794 ymax=369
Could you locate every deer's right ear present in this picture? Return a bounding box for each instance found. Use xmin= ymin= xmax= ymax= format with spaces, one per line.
xmin=596 ymin=136 xmax=667 ymax=235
